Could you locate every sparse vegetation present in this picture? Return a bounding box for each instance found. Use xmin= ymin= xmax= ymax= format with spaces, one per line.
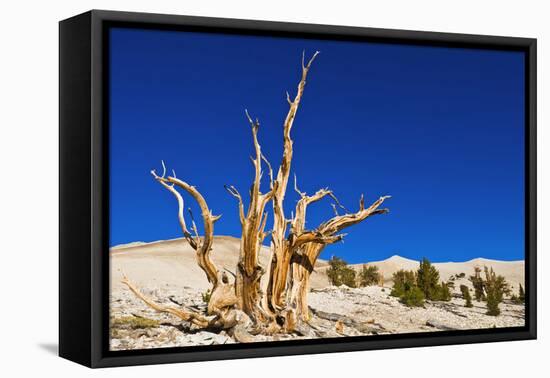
xmin=483 ymin=266 xmax=510 ymax=316
xmin=486 ymin=294 xmax=500 ymax=315
xmin=511 ymin=284 xmax=526 ymax=304
xmin=469 ymin=266 xmax=485 ymax=301
xmin=416 ymin=258 xmax=451 ymax=301
xmin=358 ymin=265 xmax=381 ymax=287
xmin=417 ymin=258 xmax=440 ymax=299
xmin=400 ymin=286 xmax=425 ymax=307
xmin=519 ymin=284 xmax=525 ymax=302
xmin=460 ymin=284 xmax=473 ymax=307
xmin=111 ymin=316 xmax=160 ymax=329
xmin=391 ymin=269 xmax=416 ymax=297
xmin=433 ymin=281 xmax=452 ymax=301
xmin=327 ymin=256 xmax=357 ymax=287
xmin=391 ymin=269 xmax=424 ymax=307
xmin=201 ymin=289 xmax=212 ymax=304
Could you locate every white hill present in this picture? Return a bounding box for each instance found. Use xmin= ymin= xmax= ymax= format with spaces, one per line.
xmin=111 ymin=236 xmax=524 ymax=294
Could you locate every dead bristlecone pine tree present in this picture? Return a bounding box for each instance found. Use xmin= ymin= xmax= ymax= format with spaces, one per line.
xmin=121 ymin=52 xmax=391 ymax=342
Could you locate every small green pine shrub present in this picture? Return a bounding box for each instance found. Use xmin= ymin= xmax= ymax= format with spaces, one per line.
xmin=486 ymin=293 xmax=500 ymax=316
xmin=414 ymin=258 xmax=451 ymax=301
xmin=391 ymin=269 xmax=424 ymax=307
xmin=469 ymin=266 xmax=485 ymax=302
xmin=460 ymin=284 xmax=473 ymax=307
xmin=201 ymin=289 xmax=212 ymax=304
xmin=391 ymin=269 xmax=417 ymax=298
xmin=327 ymin=256 xmax=357 ymax=287
xmin=484 ymin=266 xmax=510 ymax=316
xmin=432 ymin=282 xmax=452 ymax=301
xmin=518 ymin=284 xmax=525 ymax=303
xmin=400 ymin=286 xmax=425 ymax=307
xmin=358 ymin=265 xmax=381 ymax=287
xmin=416 ymin=258 xmax=440 ymax=300
xmin=340 ymin=268 xmax=357 ymax=288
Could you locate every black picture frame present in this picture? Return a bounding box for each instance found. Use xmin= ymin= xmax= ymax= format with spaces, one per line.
xmin=59 ymin=9 xmax=537 ymax=368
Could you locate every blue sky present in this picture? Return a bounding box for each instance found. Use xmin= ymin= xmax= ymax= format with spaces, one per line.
xmin=109 ymin=27 xmax=525 ymax=263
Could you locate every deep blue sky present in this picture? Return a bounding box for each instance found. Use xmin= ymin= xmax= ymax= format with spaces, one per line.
xmin=109 ymin=27 xmax=525 ymax=263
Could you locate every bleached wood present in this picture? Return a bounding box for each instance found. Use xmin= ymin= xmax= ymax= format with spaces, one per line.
xmin=122 ymin=52 xmax=390 ymax=337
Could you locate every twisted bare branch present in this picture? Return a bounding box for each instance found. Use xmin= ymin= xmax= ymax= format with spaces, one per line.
xmin=224 ymin=185 xmax=245 ymax=224
xmin=122 ymin=52 xmax=392 ymax=337
xmin=151 ymin=163 xmax=221 ymax=287
xmin=268 ymin=51 xmax=320 ymax=311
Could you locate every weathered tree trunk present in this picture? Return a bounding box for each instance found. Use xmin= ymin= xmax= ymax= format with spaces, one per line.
xmin=267 ymin=51 xmax=320 ymax=312
xmin=226 ymin=112 xmax=274 ymax=323
xmin=288 ymin=194 xmax=390 ymax=321
xmin=121 ymin=165 xmax=244 ymax=334
xmin=289 ymin=253 xmax=314 ymax=321
xmin=121 ymin=52 xmax=391 ymax=341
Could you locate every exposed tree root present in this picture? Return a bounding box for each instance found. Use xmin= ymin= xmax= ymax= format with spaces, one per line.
xmin=121 ymin=275 xmax=212 ymax=328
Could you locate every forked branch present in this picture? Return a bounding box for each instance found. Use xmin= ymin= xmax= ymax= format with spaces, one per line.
xmin=151 ymin=163 xmax=221 ymax=287
xmin=225 ymin=110 xmax=276 ymax=319
xmin=268 ymin=51 xmax=320 ymax=311
xmin=301 ymin=194 xmax=391 ymax=266
xmin=121 ymin=51 xmax=391 ymax=337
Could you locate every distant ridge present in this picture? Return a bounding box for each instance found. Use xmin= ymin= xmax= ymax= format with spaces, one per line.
xmin=110 ymin=236 xmax=330 ymax=292
xmin=330 ymin=254 xmax=525 ymax=293
xmin=465 ymin=257 xmax=524 ymax=265
xmin=110 ymin=237 xmax=524 ymax=294
xmin=364 ymin=255 xmax=524 ymax=266
xmin=111 ymin=241 xmax=148 ymax=250
xmin=111 ymin=235 xmax=258 ymax=251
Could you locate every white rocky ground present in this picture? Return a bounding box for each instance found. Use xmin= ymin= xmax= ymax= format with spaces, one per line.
xmin=110 ymin=284 xmax=525 ymax=350
xmin=110 ymin=236 xmax=525 ymax=351
xmin=309 ymin=285 xmax=524 ymax=333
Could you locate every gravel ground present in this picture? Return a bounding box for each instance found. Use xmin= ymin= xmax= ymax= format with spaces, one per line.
xmin=110 ymin=284 xmax=525 ymax=351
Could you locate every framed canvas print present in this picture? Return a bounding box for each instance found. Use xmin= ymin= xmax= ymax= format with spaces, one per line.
xmin=59 ymin=10 xmax=536 ymax=368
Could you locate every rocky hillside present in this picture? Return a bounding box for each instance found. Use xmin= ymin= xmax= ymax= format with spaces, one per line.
xmin=109 ymin=236 xmax=525 ymax=350
xmin=110 ymin=284 xmax=525 ymax=350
